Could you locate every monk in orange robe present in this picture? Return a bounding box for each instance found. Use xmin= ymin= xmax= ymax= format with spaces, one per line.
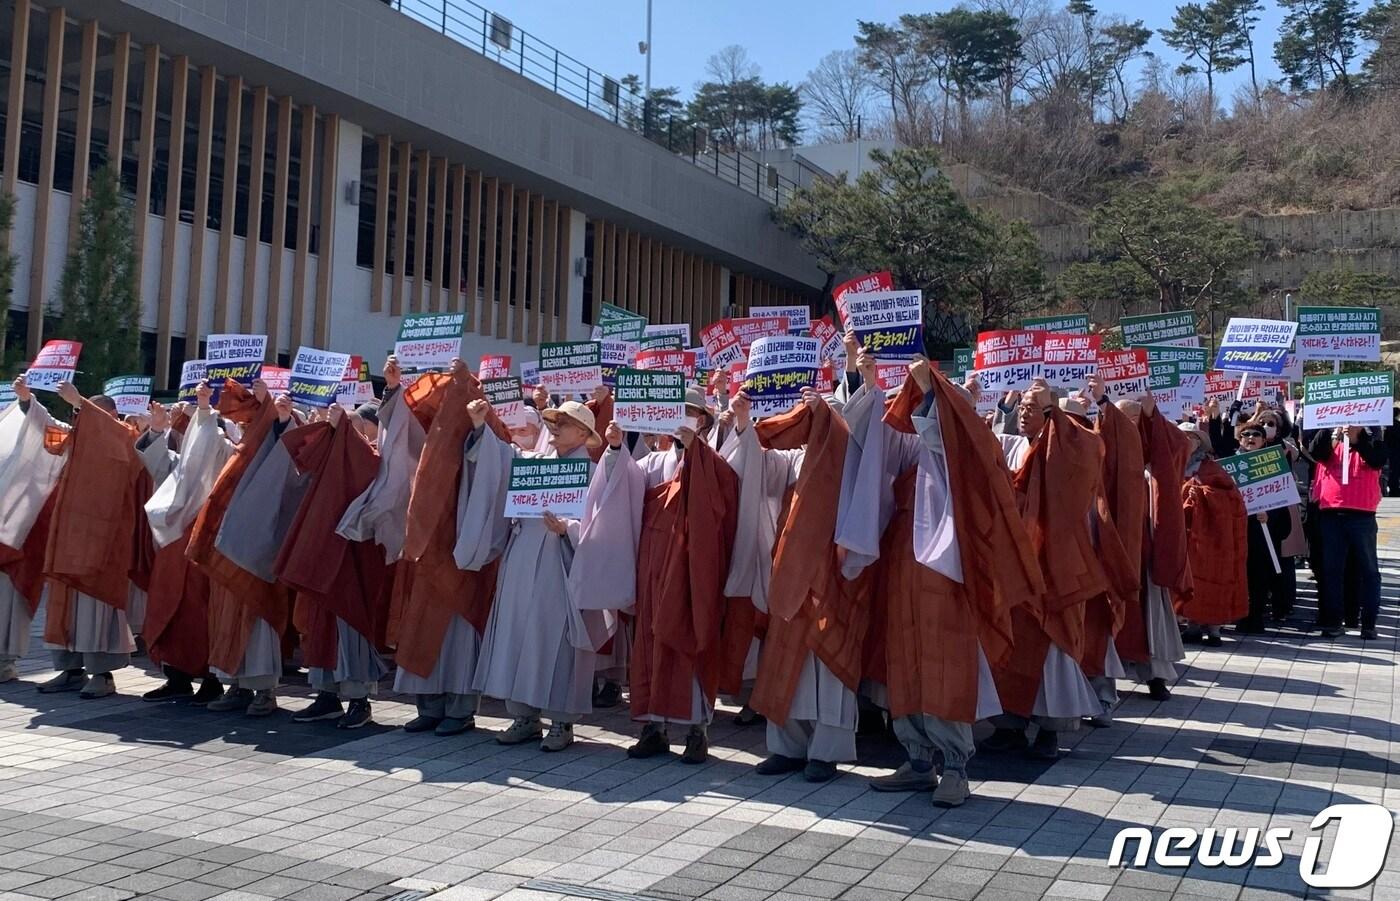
xmin=1175 ymin=422 xmax=1249 ymax=642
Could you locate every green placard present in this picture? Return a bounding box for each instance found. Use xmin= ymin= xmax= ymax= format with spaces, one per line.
xmin=1022 ymin=314 xmax=1089 ymax=334
xmin=1219 ymin=445 xmax=1289 ymax=485
xmin=1302 ymin=371 xmax=1394 ymax=429
xmin=1148 ymin=360 xmax=1180 ymax=390
xmin=1296 ymin=306 xmax=1380 ymax=335
xmin=1142 ymin=344 xmax=1207 ymax=375
xmin=599 ymin=303 xmax=647 ymax=341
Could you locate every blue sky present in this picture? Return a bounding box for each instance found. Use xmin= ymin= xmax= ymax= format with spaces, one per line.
xmin=480 ymin=0 xmax=1307 ymax=116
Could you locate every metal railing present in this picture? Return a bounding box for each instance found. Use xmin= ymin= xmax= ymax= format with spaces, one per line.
xmin=390 ymin=0 xmax=801 ymax=206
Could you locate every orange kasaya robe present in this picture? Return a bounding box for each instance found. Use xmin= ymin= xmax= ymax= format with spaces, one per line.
xmin=42 ymin=399 xmax=146 ymax=647
xmin=277 ymin=421 xmax=391 ymax=671
xmin=584 ymin=395 xmax=614 ymax=463
xmin=746 ymin=400 xmax=871 ymax=726
xmin=187 ymin=381 xmax=294 ymax=674
xmin=630 ymin=438 xmax=739 ymax=721
xmin=1080 ymin=402 xmax=1143 ymax=677
xmin=873 ymin=376 xmax=1044 ymax=723
xmin=0 ymin=492 xmax=57 ymax=617
xmin=1174 ymin=458 xmax=1248 ymax=625
xmin=390 ymin=371 xmax=512 ymax=679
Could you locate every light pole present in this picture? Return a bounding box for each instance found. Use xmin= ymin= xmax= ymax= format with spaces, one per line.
xmin=640 ymin=0 xmax=652 ymax=97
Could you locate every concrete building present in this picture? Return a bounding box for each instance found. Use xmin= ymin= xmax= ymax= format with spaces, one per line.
xmin=0 ymin=0 xmax=824 ymax=387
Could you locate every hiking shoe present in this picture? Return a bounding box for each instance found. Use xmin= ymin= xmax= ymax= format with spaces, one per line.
xmin=245 ymin=689 xmax=278 ymax=717
xmin=336 ymin=699 xmax=372 ymax=730
xmin=680 ymin=727 xmax=709 ymax=765
xmin=871 ymin=761 xmax=938 ymax=792
xmin=592 ymin=680 xmax=622 ymax=709
xmin=980 ymin=728 xmax=1028 ymax=753
xmin=0 ymin=660 xmax=19 ymax=683
xmin=1203 ymin=633 xmax=1223 ymax=648
xmin=142 ymin=679 xmax=194 ymax=702
xmin=435 ymin=716 xmax=475 ymax=737
xmin=932 ymin=771 xmax=970 ymax=808
xmin=38 ymin=669 xmax=86 ymax=694
xmin=755 ymin=754 xmax=806 ymax=776
xmin=497 ymin=716 xmax=543 ymax=745
xmin=292 ymin=692 xmax=343 ymax=723
xmin=732 ymin=705 xmax=762 ymax=727
xmin=803 ymin=760 xmax=838 ymax=783
xmin=132 ymin=635 xmax=147 ymax=658
xmin=541 ymin=723 xmax=574 ymax=752
xmin=79 ymin=673 xmax=116 ymax=700
xmin=1027 ymin=729 xmax=1060 ymax=761
xmin=403 ymin=714 xmax=441 ymax=733
xmin=627 ymin=725 xmax=669 ymax=759
xmin=1147 ymin=678 xmax=1171 ymax=702
xmin=207 ymin=687 xmax=253 ymax=712
xmin=190 ymin=678 xmax=224 ymax=706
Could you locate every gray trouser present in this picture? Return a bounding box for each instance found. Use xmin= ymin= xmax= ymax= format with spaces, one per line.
xmin=767 ymin=718 xmax=856 ymax=763
xmin=417 ymin=692 xmax=478 ymax=719
xmin=991 ymin=712 xmax=1081 ymax=734
xmin=51 ymin=649 xmax=128 ymax=675
xmin=1088 ymin=676 xmax=1117 ymax=711
xmin=894 ymin=714 xmax=976 ymax=776
xmin=506 ymin=700 xmax=580 ymax=725
xmin=309 ymin=671 xmax=376 ymax=700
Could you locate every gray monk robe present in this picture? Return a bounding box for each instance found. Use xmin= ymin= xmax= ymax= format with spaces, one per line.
xmin=0 ymin=398 xmax=66 ymax=669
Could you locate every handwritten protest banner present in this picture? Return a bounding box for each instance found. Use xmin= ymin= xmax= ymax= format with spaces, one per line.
xmin=752 ymin=305 xmax=812 ymax=334
xmin=1041 ymin=334 xmax=1100 ymax=391
xmin=1023 ymin=314 xmax=1090 ymax=334
xmin=600 ymin=340 xmax=637 ymax=387
xmin=598 ymin=303 xmax=647 ymax=341
xmin=810 ymin=315 xmax=843 ymax=362
xmin=635 ymin=349 xmax=697 ymax=380
xmin=479 ymin=354 xmax=511 ymax=380
xmin=1219 ymin=446 xmax=1301 ymax=516
xmin=1302 ymin=371 xmax=1394 ymax=430
xmin=614 ymin=368 xmax=686 ymax=434
xmin=1213 ymin=317 xmax=1299 ymax=375
xmin=1121 ymin=311 xmax=1197 ymax=347
xmin=25 ymin=340 xmax=82 ymax=392
xmin=1099 ymin=348 xmax=1150 ymax=397
xmin=483 ymin=376 xmax=526 ymax=428
xmin=744 ymin=335 xmax=819 ymax=417
xmin=205 ymin=334 xmax=266 ymax=392
xmin=177 ymin=360 xmax=206 ymax=402
xmin=1296 ymin=306 xmax=1381 ymax=362
xmin=103 ymin=375 xmax=153 ymax=417
xmin=504 ymin=457 xmax=591 ymax=519
xmin=974 ymin=329 xmax=1046 ymax=394
xmin=845 ymin=290 xmax=923 ymax=360
xmin=731 ymin=316 xmax=790 ymax=351
xmin=289 ymin=347 xmax=351 ymax=407
xmin=832 ymin=270 xmax=892 ymax=326
xmin=539 ymin=341 xmax=602 ymax=394
xmin=700 ymin=319 xmax=746 ymax=368
xmin=393 ymin=313 xmax=464 ymax=371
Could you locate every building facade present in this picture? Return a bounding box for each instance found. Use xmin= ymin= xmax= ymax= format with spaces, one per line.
xmin=0 ymin=0 xmax=824 ymax=388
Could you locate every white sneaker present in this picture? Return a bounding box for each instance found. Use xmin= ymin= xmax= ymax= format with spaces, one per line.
xmin=540 ymin=723 xmax=574 ymax=752
xmin=497 ymin=716 xmax=543 ymax=745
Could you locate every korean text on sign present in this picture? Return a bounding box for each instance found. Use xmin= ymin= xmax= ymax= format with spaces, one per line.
xmin=289 ymin=347 xmax=352 ymax=407
xmin=504 ymin=457 xmax=591 ymax=519
xmin=1219 ymin=445 xmax=1301 ymax=515
xmin=1302 ymin=371 xmax=1394 ymax=430
xmin=1041 ymin=334 xmax=1100 ymax=391
xmin=1099 ymin=348 xmax=1150 ymax=397
xmin=25 ymin=339 xmax=82 ymax=392
xmin=846 ymin=290 xmax=923 ymax=360
xmin=974 ymin=329 xmax=1046 ymax=394
xmin=1295 ymin=306 xmax=1381 ymax=363
xmin=394 ymin=313 xmax=465 ymax=371
xmin=614 ymin=368 xmax=685 ymax=435
xmin=1212 ymin=317 xmax=1299 ymax=376
xmin=539 ymin=341 xmax=603 ymax=394
xmin=103 ymin=375 xmax=153 ymax=417
xmin=744 ymin=335 xmax=819 ymax=417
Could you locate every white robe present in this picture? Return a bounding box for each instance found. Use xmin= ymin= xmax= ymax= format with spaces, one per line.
xmin=337 ymin=387 xmax=425 ymax=563
xmin=145 ymin=409 xmax=234 ymax=549
xmin=0 ymin=399 xmax=66 ymax=661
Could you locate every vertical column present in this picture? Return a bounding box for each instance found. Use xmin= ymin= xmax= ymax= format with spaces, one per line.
xmin=67 ymin=19 xmax=98 ymax=245
xmin=650 ymin=241 xmax=662 ymax=322
xmin=638 ymin=237 xmax=652 ymax=321
xmin=588 ymin=219 xmax=603 ymax=326
xmin=559 ymin=206 xmax=576 ymax=340
xmin=369 ymin=134 xmax=389 ymax=313
xmin=264 ymin=95 xmax=293 ymax=358
xmin=134 ymin=45 xmax=160 ymax=324
xmin=527 ymin=193 xmax=543 ymax=345
xmin=431 ymin=157 xmax=447 ymax=312
xmin=602 ymin=223 xmax=616 ymax=307
xmin=512 ymin=188 xmax=529 ymax=342
xmin=106 ymin=33 xmax=129 ymax=171
xmin=213 ymin=76 xmax=242 ymax=332
xmin=25 ymin=7 xmax=65 ymax=356
xmin=1 ymin=0 xmax=29 ymax=249
xmin=184 ymin=65 xmax=217 ymax=365
xmin=539 ymin=200 xmax=557 ymax=344
xmin=627 ymin=230 xmax=641 ymax=314
xmin=412 ymin=149 xmax=429 ymax=313
xmin=684 ymin=254 xmax=697 ymax=337
xmin=495 ymin=185 xmax=514 ymax=340
xmin=389 ymin=140 xmax=410 ymax=316
xmin=154 ymin=54 xmax=188 ymax=382
xmin=289 ymin=104 xmax=316 ymax=352
xmin=314 ymin=113 xmax=341 ymax=348
xmin=479 ymin=178 xmax=497 ymax=335
xmin=239 ymin=86 xmax=268 ymax=332
xmin=465 ymin=171 xmax=482 ymax=330
xmin=449 ymin=164 xmax=465 ymax=313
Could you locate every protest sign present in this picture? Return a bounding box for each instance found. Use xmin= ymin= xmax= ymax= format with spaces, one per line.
xmin=1022 ymin=313 xmax=1090 ymax=334
xmin=752 ymin=305 xmax=812 ymax=334
xmin=1296 ymin=306 xmax=1381 ymax=362
xmin=1099 ymin=348 xmax=1150 ymax=397
xmin=688 ymin=345 xmax=711 ymax=372
xmin=700 ymin=319 xmax=746 ymax=368
xmin=479 ymin=354 xmax=511 ymax=380
xmin=335 ymin=356 xmax=375 ymax=408
xmin=875 ymin=360 xmax=909 ymax=392
xmin=974 ymin=329 xmax=1046 ymax=394
xmin=1041 ymin=334 xmax=1100 ymax=391
xmin=1280 ymin=353 xmax=1303 ymax=382
xmin=520 ymin=360 xmax=540 ymax=388
xmin=845 ymin=290 xmax=923 ymax=360
xmin=953 ymin=347 xmax=974 ymax=378
xmin=263 ymin=366 xmax=291 ymax=393
xmin=1204 ymin=370 xmax=1241 ymax=404
xmin=539 ymin=341 xmax=603 ymax=394
xmin=1121 ymin=311 xmax=1197 ymax=347
xmin=289 ymin=347 xmax=351 ymax=407
xmin=24 ymin=340 xmax=82 ymax=392
xmin=1239 ymin=378 xmax=1289 ymax=406
xmin=483 ymin=376 xmax=526 ymax=428
xmin=1149 ymin=360 xmax=1184 ymax=416
xmin=394 ymin=313 xmax=464 ymax=371
xmin=504 ymin=458 xmax=591 ymax=519
xmin=644 ymin=323 xmax=691 ymax=345
xmin=731 ymin=316 xmax=790 ymax=351
xmin=205 ymin=334 xmax=266 ymax=389
xmin=810 ymin=315 xmax=843 ymax=362
xmin=1219 ymin=446 xmax=1302 ymax=516
xmin=1302 ymin=371 xmax=1394 ymax=430
xmin=638 ymin=333 xmax=684 ymax=352
xmin=600 ymin=340 xmax=638 ymax=387
xmin=598 ymin=303 xmax=647 ymax=341
xmin=103 ymin=375 xmax=153 ymax=417
xmin=635 ymin=349 xmax=697 ymax=380
xmin=614 ymin=368 xmax=686 ymax=434
xmin=832 ymin=270 xmax=893 ymax=325
xmin=1212 ymin=317 xmax=1298 ymax=375
xmin=177 ymin=360 xmax=206 ymax=402
xmin=1144 ymin=344 xmax=1206 ymax=406
xmin=743 ymin=335 xmax=819 ymax=417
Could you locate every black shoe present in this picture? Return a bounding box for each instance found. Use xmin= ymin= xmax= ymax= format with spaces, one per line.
xmin=1027 ymin=730 xmax=1060 ymax=760
xmin=803 ymin=760 xmax=839 ymax=783
xmin=1319 ymin=625 xmax=1345 ymax=638
xmin=1235 ymin=620 xmax=1266 ymax=634
xmin=627 ymin=727 xmax=670 ymax=759
xmin=292 ymin=692 xmax=343 ymax=723
xmin=1147 ymin=678 xmax=1171 ymax=702
xmin=980 ymin=728 xmax=1028 ymax=753
xmin=1180 ymin=629 xmax=1202 ymax=644
xmin=681 ymin=728 xmax=709 ymax=765
xmin=142 ymin=679 xmax=194 ymax=702
xmin=857 ymin=706 xmax=887 ymax=736
xmin=592 ymin=680 xmax=622 ymax=709
xmin=732 ymin=705 xmax=763 ymax=727
xmin=1203 ymin=634 xmax=1223 ymax=648
xmin=190 ymin=677 xmax=224 ymax=706
xmin=132 ymin=636 xmax=148 ymax=658
xmin=755 ymin=754 xmax=806 ymax=776
xmin=1345 ymin=618 xmax=1359 ymax=629
xmin=403 ymin=715 xmax=442 ymax=734
xmin=336 ymin=699 xmax=372 ymax=730
xmin=1361 ymin=627 xmax=1379 ymax=640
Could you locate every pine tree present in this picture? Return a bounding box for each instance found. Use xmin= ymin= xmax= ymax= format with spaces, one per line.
xmin=52 ymin=167 xmax=140 ymax=397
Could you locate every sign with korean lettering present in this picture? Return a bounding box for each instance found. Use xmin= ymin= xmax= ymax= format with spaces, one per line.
xmin=1144 ymin=344 xmax=1206 ymax=406
xmin=638 ymin=333 xmax=684 ymax=352
xmin=1121 ymin=311 xmax=1197 ymax=347
xmin=700 ymin=319 xmax=746 ymax=368
xmin=752 ymin=305 xmax=811 ymax=334
xmin=205 ymin=334 xmax=266 ymax=391
xmin=845 ymin=290 xmax=923 ymax=360
xmin=1099 ymin=348 xmax=1150 ymax=397
xmin=177 ymin=360 xmax=206 ymax=403
xmin=688 ymin=345 xmax=710 ymax=373
xmin=289 ymin=347 xmax=352 ymax=407
xmin=974 ymin=330 xmax=1045 ymax=394
xmin=1149 ymin=360 xmax=1183 ymax=416
xmin=1296 ymin=306 xmax=1381 ymax=362
xmin=875 ymin=360 xmax=908 ymax=393
xmin=600 ymin=340 xmax=638 ymax=387
xmin=335 ymin=356 xmax=375 ymax=408
xmin=483 ymin=376 xmax=526 ymax=428
xmin=1302 ymin=371 xmax=1394 ymax=429
xmin=1022 ymin=314 xmax=1090 ymax=334
xmin=1213 ymin=318 xmax=1299 ymax=375
xmin=263 ymin=366 xmax=291 ymax=393
xmin=103 ymin=375 xmax=153 ymax=417
xmin=832 ymin=270 xmax=893 ymax=326
xmin=810 ymin=315 xmax=843 ymax=362
xmin=614 ymin=368 xmax=686 ymax=435
xmin=394 ymin=314 xmax=464 ymax=371
xmin=504 ymin=457 xmax=591 ymax=519
xmin=644 ymin=323 xmax=691 ymax=345
xmin=539 ymin=341 xmax=603 ymax=394
xmin=743 ymin=335 xmax=819 ymax=417
xmin=1204 ymin=370 xmax=1240 ymax=403
xmin=635 ymin=349 xmax=696 ymax=380
xmin=1041 ymin=334 xmax=1100 ymax=391
xmin=731 ymin=316 xmax=790 ymax=351
xmin=520 ymin=360 xmax=540 ymax=388
xmin=1219 ymin=446 xmax=1301 ymax=515
xmin=599 ymin=303 xmax=647 ymax=341
xmin=24 ymin=340 xmax=82 ymax=392
xmin=1241 ymin=377 xmax=1289 ymax=406
xmin=953 ymin=347 xmax=974 ymax=378
xmin=479 ymin=354 xmax=511 ymax=380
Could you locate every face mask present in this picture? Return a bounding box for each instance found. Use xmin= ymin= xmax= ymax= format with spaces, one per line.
xmin=1264 ymin=424 xmax=1277 ymax=439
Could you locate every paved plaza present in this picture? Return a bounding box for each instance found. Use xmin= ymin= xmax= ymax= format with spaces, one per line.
xmin=2 ymin=507 xmax=1400 ymax=901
